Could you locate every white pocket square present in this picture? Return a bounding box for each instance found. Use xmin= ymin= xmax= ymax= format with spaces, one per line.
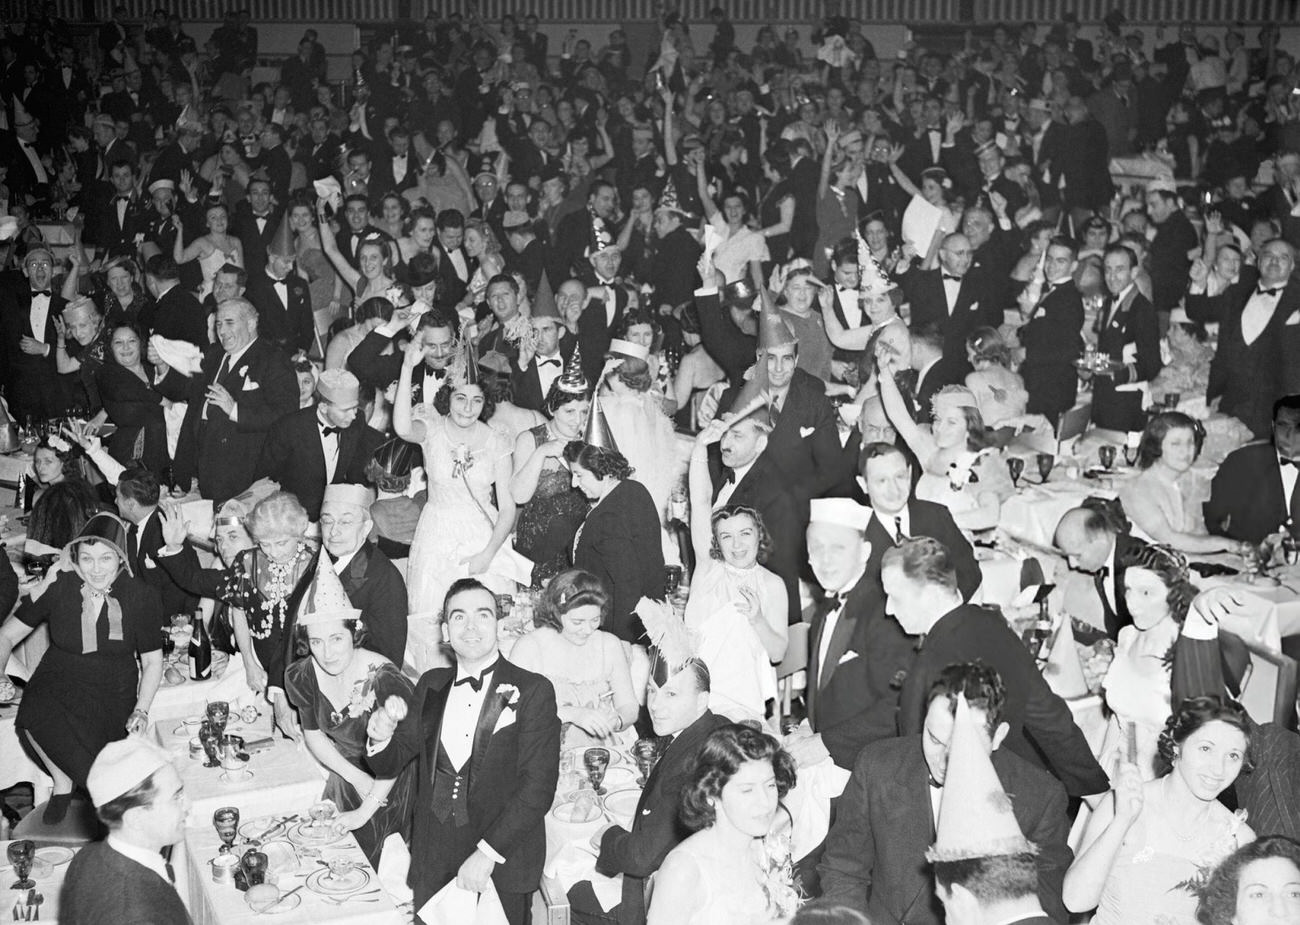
xmin=1287 ymin=311 xmax=1300 ymax=327
xmin=837 ymin=650 xmax=860 ymax=666
xmin=242 ymin=380 xmax=260 ymax=391
xmin=968 ymin=301 xmax=979 ymax=312
xmin=1121 ymin=343 xmax=1138 ymax=364
xmin=799 ymin=426 xmax=816 ymax=438
xmin=492 ymin=709 xmax=516 ymax=735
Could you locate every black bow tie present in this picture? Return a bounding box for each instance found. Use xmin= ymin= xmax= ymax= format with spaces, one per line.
xmin=320 ymin=424 xmax=341 ymax=436
xmin=1282 ymin=458 xmax=1299 ymax=469
xmin=942 ymin=273 xmax=963 ymax=282
xmin=1256 ymin=286 xmax=1283 ymax=298
xmin=722 ymin=468 xmax=736 ymax=485
xmin=537 ymin=357 xmax=561 ymax=368
xmin=30 ymin=290 xmax=50 ymax=298
xmin=116 ymin=195 xmax=131 ymax=202
xmin=255 ymin=213 xmax=269 ymax=221
xmin=453 ymin=659 xmax=498 ymax=692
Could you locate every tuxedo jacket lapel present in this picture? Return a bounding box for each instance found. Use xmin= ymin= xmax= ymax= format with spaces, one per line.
xmin=421 ymin=670 xmax=454 ymax=766
xmin=470 ymin=669 xmax=508 ymax=789
xmin=819 ymin=609 xmax=857 ymax=689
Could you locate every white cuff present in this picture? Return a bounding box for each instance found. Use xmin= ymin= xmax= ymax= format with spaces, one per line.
xmin=477 ymin=839 xmax=505 ymax=865
xmin=693 ymin=286 xmax=718 ymax=297
xmin=158 ymin=544 xmax=184 ymax=557
xmin=365 ymin=736 xmax=391 ymax=757
xmin=1189 ymin=284 xmax=1207 ymax=296
xmin=1181 ymin=612 xmax=1219 ymax=641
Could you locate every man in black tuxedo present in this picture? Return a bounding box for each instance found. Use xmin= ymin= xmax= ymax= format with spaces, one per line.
xmin=510 ymin=302 xmax=574 ymax=413
xmin=154 ymin=298 xmax=297 ymax=503
xmin=576 ymin=659 xmax=727 ymax=925
xmin=819 ymin=662 xmax=1071 ymax=925
xmin=141 ymin=255 xmax=208 ymax=348
xmin=88 ymin=159 xmax=150 ymax=258
xmin=231 ymin=179 xmax=282 ymax=280
xmin=1058 ymin=97 xmax=1113 ymax=227
xmin=1145 ymin=182 xmax=1198 ymax=319
xmin=1091 ymin=245 xmax=1162 ymax=432
xmin=0 ymin=247 xmax=65 ymax=420
xmin=691 ymin=414 xmax=802 ymax=623
xmin=258 ymin=369 xmax=383 ymax=519
xmin=1053 ymin=504 xmax=1148 ymax=639
xmin=301 ymin=117 xmax=342 ymax=182
xmin=349 ymin=310 xmax=457 ymax=407
xmin=790 ymin=499 xmax=916 ymax=770
xmin=244 ymin=223 xmax=314 ymax=357
xmin=901 ymin=233 xmax=999 ymax=374
xmin=859 ymin=442 xmax=980 ymax=599
xmin=1186 ymin=238 xmax=1300 ymax=437
xmin=115 ymin=466 xmax=199 ymax=623
xmin=1205 ymin=394 xmax=1300 ymax=544
xmin=432 ymin=209 xmax=474 ymax=310
xmin=886 ymin=537 xmax=1109 ymax=798
xmin=1020 ymin=237 xmax=1083 ymax=423
xmin=248 ymin=123 xmax=293 ymax=203
xmin=366 ymin=579 xmax=560 ymax=924
xmin=369 ymin=125 xmax=420 ymax=197
xmin=577 ymin=237 xmax=630 ymax=383
xmin=907 ymin=324 xmax=968 ymax=423
xmin=318 ymin=483 xmax=408 ymax=668
xmin=897 ymin=97 xmax=948 ymax=185
xmin=149 ymin=121 xmax=202 ymax=187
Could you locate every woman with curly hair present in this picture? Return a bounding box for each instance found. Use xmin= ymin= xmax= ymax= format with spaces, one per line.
xmin=1097 ymin=544 xmax=1200 ymax=781
xmin=1065 ymin=697 xmax=1255 ymax=925
xmin=1196 ymin=835 xmax=1300 ymax=925
xmin=647 ymin=724 xmax=800 ymax=925
xmin=565 ymin=436 xmax=665 ymax=643
xmin=963 ymin=326 xmax=1028 ymax=428
xmin=507 ymin=567 xmax=638 ymax=745
xmin=683 ymin=502 xmax=788 ymax=722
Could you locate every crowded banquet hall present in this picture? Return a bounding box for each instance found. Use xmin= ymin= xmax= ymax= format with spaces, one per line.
xmin=4 ymin=1 xmax=1300 ymax=923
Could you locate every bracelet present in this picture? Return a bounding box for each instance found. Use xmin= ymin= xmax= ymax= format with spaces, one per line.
xmin=363 ymin=788 xmax=388 ymax=807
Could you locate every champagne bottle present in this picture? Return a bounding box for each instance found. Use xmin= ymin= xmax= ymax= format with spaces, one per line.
xmin=189 ymin=614 xmax=212 ymax=681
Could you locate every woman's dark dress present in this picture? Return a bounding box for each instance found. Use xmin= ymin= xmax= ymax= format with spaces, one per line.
xmin=513 ymin=423 xmax=589 ymax=586
xmin=15 ymin=571 xmax=162 ymax=786
xmin=759 ymin=178 xmax=794 ymax=268
xmin=93 ymin=360 xmax=169 ymax=474
xmin=284 ymin=659 xmax=417 ymax=865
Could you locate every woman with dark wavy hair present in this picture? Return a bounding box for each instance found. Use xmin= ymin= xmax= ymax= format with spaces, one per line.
xmin=683 ymin=503 xmax=788 ymax=722
xmin=1065 ymin=696 xmax=1255 ymax=925
xmin=1098 ymin=544 xmax=1200 ymax=781
xmin=1196 ymin=835 xmax=1300 ymax=925
xmin=647 ymin=724 xmax=800 ymax=925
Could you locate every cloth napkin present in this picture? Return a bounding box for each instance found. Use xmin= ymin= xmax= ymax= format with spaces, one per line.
xmin=783 ymin=757 xmax=850 ymax=861
xmin=418 ymin=880 xmax=508 ymax=925
xmin=546 ymin=843 xmax=622 ymax=912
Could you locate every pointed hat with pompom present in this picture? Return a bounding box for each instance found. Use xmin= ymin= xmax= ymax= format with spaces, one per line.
xmin=857 ymin=229 xmax=897 ymax=298
xmin=1043 ymin=616 xmax=1090 ymax=700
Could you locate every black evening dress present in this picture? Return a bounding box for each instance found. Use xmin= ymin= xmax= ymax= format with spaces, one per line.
xmin=513 ymin=423 xmax=589 ymax=586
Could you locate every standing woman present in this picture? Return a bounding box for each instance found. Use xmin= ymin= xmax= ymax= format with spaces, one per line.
xmin=757 ymin=141 xmax=796 ymax=273
xmin=511 ymin=353 xmax=591 ymax=586
xmin=813 ymin=122 xmax=861 ymax=277
xmin=287 ymin=197 xmax=343 ymax=342
xmin=92 ymin=323 xmax=169 ymax=475
xmin=318 ymin=202 xmax=398 ymax=311
xmin=394 ymin=324 xmax=519 ymax=616
xmin=173 ymin=203 xmax=244 ymax=301
xmin=0 ymin=513 xmax=163 ymax=823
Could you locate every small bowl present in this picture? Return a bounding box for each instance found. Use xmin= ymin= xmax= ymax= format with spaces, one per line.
xmin=210 ymin=854 xmax=240 ymax=884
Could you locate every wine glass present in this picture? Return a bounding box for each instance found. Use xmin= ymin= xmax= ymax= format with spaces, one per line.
xmin=1035 ymin=453 xmax=1055 ymax=484
xmin=205 ymin=701 xmax=230 ymax=737
xmin=631 ymin=738 xmax=662 ymax=787
xmin=1007 ymin=456 xmax=1025 ymax=487
xmin=1098 ymin=444 xmax=1116 ymax=470
xmin=663 ymin=565 xmax=683 ymax=598
xmin=239 ymin=848 xmax=268 ymax=888
xmin=198 ymin=720 xmax=221 ymax=768
xmin=583 ymin=747 xmax=611 ymax=796
xmin=213 ymin=807 xmax=240 ymax=854
xmin=1163 ymin=391 xmax=1181 ymax=410
xmin=6 ymin=840 xmax=35 ymax=890
xmin=160 ymin=627 xmax=175 ymax=662
xmin=308 ymin=801 xmax=336 ymax=829
xmin=1123 ymin=440 xmax=1140 ymax=467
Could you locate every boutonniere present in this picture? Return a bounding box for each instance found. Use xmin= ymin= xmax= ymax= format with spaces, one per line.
xmin=451 ymin=442 xmax=476 ymax=479
xmin=497 ymin=683 xmax=520 ymax=709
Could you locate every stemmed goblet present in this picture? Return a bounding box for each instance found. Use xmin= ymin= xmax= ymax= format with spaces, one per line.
xmin=205 ymin=701 xmax=230 ymax=736
xmin=631 ymin=738 xmax=662 ymax=787
xmin=1035 ymin=453 xmax=1055 ymax=484
xmin=583 ymin=747 xmax=611 ymax=796
xmin=1007 ymin=456 xmax=1025 ymax=487
xmin=6 ymin=840 xmax=35 ymax=890
xmin=213 ymin=807 xmax=240 ymax=854
xmin=198 ymin=719 xmax=221 ymax=768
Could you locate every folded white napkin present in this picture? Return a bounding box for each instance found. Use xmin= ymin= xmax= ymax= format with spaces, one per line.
xmin=418 ymin=880 xmax=509 ymax=925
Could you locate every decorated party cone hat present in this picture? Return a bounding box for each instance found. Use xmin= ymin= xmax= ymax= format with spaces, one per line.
xmin=857 ymin=229 xmax=897 ymax=297
xmin=927 ymin=694 xmax=1036 ymax=863
xmin=583 ymin=391 xmax=619 ymax=452
xmin=532 ymin=270 xmax=559 ymax=320
xmin=268 ymin=213 xmax=295 ymax=259
xmin=556 ymin=344 xmax=589 ymax=395
xmin=297 ymin=556 xmax=362 ymax=627
xmin=1043 ymin=616 xmax=1090 ymax=699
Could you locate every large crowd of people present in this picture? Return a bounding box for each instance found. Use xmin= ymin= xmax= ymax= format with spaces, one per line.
xmin=2 ymin=4 xmax=1300 ymax=924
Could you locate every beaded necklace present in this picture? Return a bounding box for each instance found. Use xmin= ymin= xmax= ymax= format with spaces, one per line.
xmin=246 ymin=543 xmax=309 ymax=640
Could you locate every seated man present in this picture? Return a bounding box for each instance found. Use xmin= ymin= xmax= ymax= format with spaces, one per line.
xmin=1205 ymin=393 xmax=1300 ymax=544
xmin=819 ymin=662 xmax=1071 ymax=924
xmin=575 ymin=657 xmax=728 ymax=925
xmin=886 ymin=536 xmax=1109 ymax=798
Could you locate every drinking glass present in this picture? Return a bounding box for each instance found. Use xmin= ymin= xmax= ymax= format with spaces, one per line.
xmin=1098 ymin=445 xmax=1116 ymax=470
xmin=6 ymin=840 xmax=34 ymax=890
xmin=198 ymin=720 xmax=221 ymax=768
xmin=220 ymin=735 xmax=250 ymax=779
xmin=308 ymin=801 xmax=335 ymax=828
xmin=1035 ymin=453 xmax=1055 ymax=484
xmin=1164 ymin=391 xmax=1181 ymax=410
xmin=161 ymin=627 xmax=175 ymax=661
xmin=1007 ymin=456 xmax=1025 ymax=487
xmin=1284 ymin=535 xmax=1300 ymax=567
xmin=205 ymin=701 xmax=230 ymax=737
xmin=664 ymin=565 xmax=683 ymax=598
xmin=240 ymin=848 xmax=268 ymax=888
xmin=631 ymin=738 xmax=661 ymax=787
xmin=1123 ymin=443 xmax=1139 ymax=467
xmin=583 ymin=747 xmax=611 ymax=796
xmin=213 ymin=807 xmax=240 ymax=854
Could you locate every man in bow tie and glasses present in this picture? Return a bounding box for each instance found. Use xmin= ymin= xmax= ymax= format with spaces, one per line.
xmin=1188 ymin=238 xmax=1300 ymax=436
xmin=900 ymin=232 xmax=1001 ymax=376
xmin=366 ymin=579 xmax=560 ymax=924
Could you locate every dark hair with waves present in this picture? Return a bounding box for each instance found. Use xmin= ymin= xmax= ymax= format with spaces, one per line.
xmin=433 ymin=381 xmax=496 ymax=421
xmin=1195 ymin=835 xmax=1300 ymax=925
xmin=709 ymin=505 xmax=773 ymax=564
xmin=1156 ymin=696 xmax=1252 ymax=777
xmin=679 ymin=724 xmax=797 ymax=832
xmin=533 ymin=568 xmax=609 ymax=631
xmin=1137 ymin=411 xmax=1205 ymax=469
xmin=563 ymin=441 xmax=633 ymax=480
xmin=1119 ymin=543 xmax=1197 ymax=625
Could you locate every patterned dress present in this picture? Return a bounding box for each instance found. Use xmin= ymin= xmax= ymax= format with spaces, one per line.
xmin=514 ymin=423 xmax=588 ymax=586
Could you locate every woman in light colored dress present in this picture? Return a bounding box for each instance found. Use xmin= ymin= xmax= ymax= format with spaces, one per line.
xmin=393 ymin=333 xmax=519 ymax=616
xmin=173 ymin=202 xmax=243 ymax=300
xmin=288 ymin=199 xmax=342 ymax=339
xmin=694 ymin=155 xmax=768 ymax=285
xmin=402 ymin=150 xmax=474 ymax=217
xmin=963 ymin=327 xmax=1028 ymax=429
xmin=1119 ymin=412 xmax=1245 ymax=556
xmin=599 ymin=343 xmax=681 ymax=527
xmin=648 ymin=725 xmax=801 ymax=925
xmin=508 ymin=569 xmax=638 ymax=747
xmin=1065 ymin=698 xmax=1254 ymax=925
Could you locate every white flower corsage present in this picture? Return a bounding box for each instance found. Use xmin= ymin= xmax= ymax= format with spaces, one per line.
xmin=451 ymin=442 xmax=475 ymax=479
xmin=497 ymin=683 xmax=520 ymax=708
xmin=946 ymin=454 xmax=981 ymax=492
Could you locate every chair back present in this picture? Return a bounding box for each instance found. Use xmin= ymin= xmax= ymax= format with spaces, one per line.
xmin=1057 ymin=402 xmax=1093 ymax=449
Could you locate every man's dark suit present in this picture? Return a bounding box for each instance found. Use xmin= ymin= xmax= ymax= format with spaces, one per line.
xmin=231 ymin=203 xmax=284 ymax=280
xmin=61 ymin=841 xmax=193 ymax=925
xmin=257 ymin=406 xmax=384 ymax=518
xmin=1147 ymin=211 xmax=1197 ymax=316
xmin=368 ymin=657 xmax=561 ymax=916
xmin=337 ymin=542 xmax=408 ymax=669
xmin=87 ymin=187 xmax=150 ymax=256
xmin=245 ymin=270 xmax=315 ymax=357
xmin=901 ymin=266 xmax=1000 ymax=368
xmin=432 ymin=241 xmax=476 ymax=310
xmin=898 ymin=604 xmax=1109 ymax=797
xmin=1091 ymin=287 xmax=1161 ymax=433
xmin=129 ymin=509 xmax=200 ymax=622
xmin=1204 ymin=442 xmax=1292 ymax=544
xmin=347 ymin=328 xmax=447 ymax=406
xmin=370 ymin=148 xmax=421 ymax=196
xmin=806 ymin=577 xmax=916 ymax=768
xmin=1086 ymin=531 xmax=1144 ymax=639
xmin=1021 ymin=282 xmax=1083 ymax=421
xmin=150 ymin=142 xmax=196 ymax=187
xmin=594 ymin=710 xmax=731 ymax=925
xmin=576 ymin=283 xmax=629 ymax=383
xmin=1186 ymin=276 xmax=1300 ymax=437
xmin=249 ymin=145 xmax=292 ymax=202
xmin=572 ymin=478 xmax=665 ymax=643
xmin=156 ymin=338 xmax=298 ymax=503
xmin=140 ymin=282 xmax=208 ymax=348
xmin=509 ymin=336 xmax=575 ymax=413
xmin=1059 ymin=116 xmax=1113 ymax=213
xmin=864 ymin=502 xmax=981 ymax=601
xmin=0 ymin=285 xmax=64 ymax=420
xmin=819 ymin=734 xmax=1071 ymax=925
xmin=897 ymin=128 xmax=946 ymax=186
xmin=912 ymin=355 xmax=968 ymax=423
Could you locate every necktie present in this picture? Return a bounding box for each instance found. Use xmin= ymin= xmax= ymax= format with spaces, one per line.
xmin=216 ymin=354 xmax=231 ymax=382
xmin=127 ymin=523 xmax=139 ymax=564
xmin=1256 ymin=286 xmax=1282 ymax=298
xmin=1092 ymin=565 xmax=1118 ymax=636
xmin=894 ymin=516 xmax=906 ymax=543
xmin=162 ymin=846 xmax=176 ymax=884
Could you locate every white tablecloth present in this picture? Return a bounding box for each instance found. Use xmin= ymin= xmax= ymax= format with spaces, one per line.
xmin=183 ymin=821 xmax=404 ymax=925
xmin=150 ymin=658 xmax=258 ymax=723
xmin=998 ymin=477 xmax=1117 ymax=548
xmin=0 ymin=839 xmax=78 ymax=923
xmin=0 ymin=702 xmax=51 ymax=803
